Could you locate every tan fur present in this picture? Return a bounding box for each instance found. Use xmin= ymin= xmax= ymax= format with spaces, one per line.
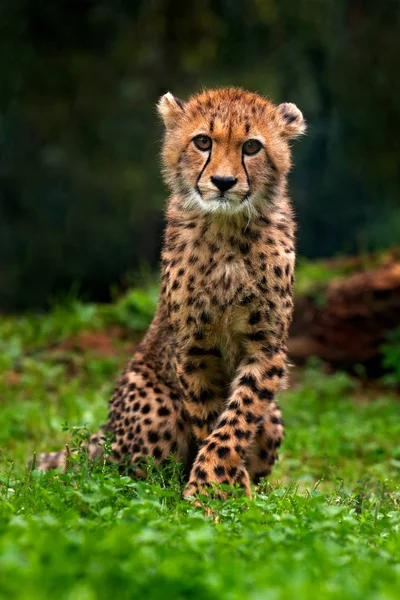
xmin=37 ymin=87 xmax=305 ymax=498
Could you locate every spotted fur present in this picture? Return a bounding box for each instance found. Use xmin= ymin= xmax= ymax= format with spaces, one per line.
xmin=36 ymin=87 xmax=305 ymax=499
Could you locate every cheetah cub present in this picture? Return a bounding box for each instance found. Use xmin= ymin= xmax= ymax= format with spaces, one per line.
xmin=37 ymin=87 xmax=305 ymax=498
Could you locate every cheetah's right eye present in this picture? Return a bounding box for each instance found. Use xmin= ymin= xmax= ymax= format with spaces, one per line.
xmin=193 ymin=135 xmax=212 ymax=151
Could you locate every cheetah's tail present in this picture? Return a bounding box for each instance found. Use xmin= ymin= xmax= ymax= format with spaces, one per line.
xmin=31 ymin=429 xmax=107 ymax=472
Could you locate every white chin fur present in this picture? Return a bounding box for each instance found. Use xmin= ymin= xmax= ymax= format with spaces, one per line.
xmin=182 ymin=190 xmax=253 ymax=216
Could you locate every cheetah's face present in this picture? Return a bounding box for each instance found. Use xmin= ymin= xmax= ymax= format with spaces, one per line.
xmin=158 ymin=87 xmax=305 ymax=216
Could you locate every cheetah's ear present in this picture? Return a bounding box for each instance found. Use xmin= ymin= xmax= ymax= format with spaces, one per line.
xmin=157 ymin=92 xmax=185 ymax=129
xmin=277 ymin=103 xmax=306 ymax=139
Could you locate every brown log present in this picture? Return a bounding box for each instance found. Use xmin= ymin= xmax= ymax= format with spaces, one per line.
xmin=288 ymin=251 xmax=400 ymax=371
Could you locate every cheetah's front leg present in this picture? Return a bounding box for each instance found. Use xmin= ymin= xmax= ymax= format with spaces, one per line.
xmin=184 ymin=341 xmax=286 ymax=499
xmin=175 ymin=342 xmax=226 ymax=444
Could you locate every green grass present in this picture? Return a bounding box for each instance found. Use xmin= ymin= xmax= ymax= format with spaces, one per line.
xmin=0 ymin=301 xmax=400 ymax=600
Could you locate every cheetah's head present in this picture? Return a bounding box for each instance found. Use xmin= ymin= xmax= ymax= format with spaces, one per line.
xmin=158 ymin=87 xmax=305 ymax=216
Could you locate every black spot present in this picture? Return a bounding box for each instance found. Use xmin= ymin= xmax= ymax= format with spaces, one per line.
xmin=217 ymin=446 xmax=230 ymax=459
xmin=188 ymin=346 xmax=220 ymax=357
xmin=153 ymin=447 xmax=162 ymax=459
xmin=189 ymin=392 xmax=200 ymax=404
xmin=184 ymin=361 xmax=197 ymax=374
xmin=274 ymin=266 xmax=283 ymax=278
xmin=190 ymin=415 xmax=206 ymax=428
xmin=157 ymin=406 xmax=171 ymax=417
xmin=200 ymin=311 xmax=211 ymax=324
xmin=240 ymin=294 xmax=254 ymax=306
xmin=139 ymin=390 xmax=147 ymax=398
xmin=214 ymin=465 xmax=226 ymax=477
xmin=195 ymin=467 xmax=208 ymax=480
xmin=265 ymin=366 xmax=284 ymax=378
xmin=198 ymin=388 xmax=213 ymax=402
xmin=141 ymin=404 xmax=151 ymax=414
xmin=242 ymin=396 xmax=253 ymax=405
xmin=163 ymin=431 xmax=172 ymax=441
xmin=239 ymin=374 xmax=258 ymax=391
xmin=271 ymin=416 xmax=284 ymax=425
xmin=245 ymin=411 xmax=257 ymax=424
xmin=234 ymin=429 xmax=245 ymax=440
xmin=245 ymin=356 xmax=258 ymax=365
xmin=234 ymin=445 xmax=245 ymax=457
xmin=148 ymin=431 xmax=160 ymax=444
xmin=239 ymin=242 xmax=250 ymax=255
xmin=259 ymin=388 xmax=274 ymax=401
xmin=249 ymin=311 xmax=261 ymax=325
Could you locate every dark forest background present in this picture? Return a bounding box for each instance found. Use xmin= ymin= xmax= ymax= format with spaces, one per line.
xmin=1 ymin=0 xmax=399 ymax=310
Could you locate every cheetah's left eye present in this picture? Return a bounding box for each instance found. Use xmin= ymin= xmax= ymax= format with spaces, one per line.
xmin=242 ymin=139 xmax=262 ymax=156
xmin=193 ymin=135 xmax=212 ymax=151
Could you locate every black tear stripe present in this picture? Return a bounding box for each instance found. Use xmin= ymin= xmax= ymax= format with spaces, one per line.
xmin=195 ymin=150 xmax=212 ymax=198
xmin=241 ymin=155 xmax=251 ymax=202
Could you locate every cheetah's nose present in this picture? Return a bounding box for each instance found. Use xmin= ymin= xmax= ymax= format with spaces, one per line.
xmin=211 ymin=176 xmax=237 ymax=193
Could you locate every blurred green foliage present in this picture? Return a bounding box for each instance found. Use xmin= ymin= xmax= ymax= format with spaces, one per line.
xmin=1 ymin=0 xmax=399 ymax=309
xmin=1 ymin=307 xmax=400 ymax=599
